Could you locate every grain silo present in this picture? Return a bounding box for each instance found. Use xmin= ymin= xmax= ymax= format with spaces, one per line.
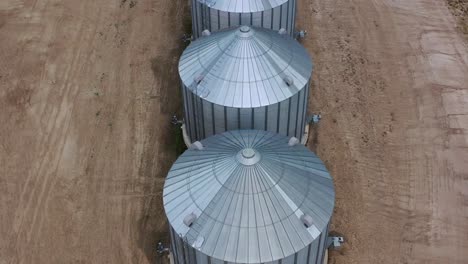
xmin=191 ymin=0 xmax=296 ymax=39
xmin=163 ymin=130 xmax=335 ymax=264
xmin=179 ymin=26 xmax=313 ymax=142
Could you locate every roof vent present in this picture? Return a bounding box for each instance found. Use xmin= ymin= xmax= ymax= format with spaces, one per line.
xmin=183 ymin=212 xmax=197 ymax=227
xmin=193 ymin=236 xmax=205 ymax=249
xmin=300 ymin=214 xmax=314 ymax=228
xmin=284 ymin=75 xmax=294 ymax=86
xmin=288 ymin=137 xmax=300 ymax=146
xmin=201 ymin=29 xmax=211 ymax=37
xmin=204 ymin=0 xmax=216 ymax=7
xmin=278 ymin=28 xmax=288 ymax=35
xmin=194 ymin=75 xmax=204 ymax=85
xmin=199 ymin=88 xmax=210 ymax=98
xmin=240 ymin=26 xmax=251 ymax=33
xmin=236 ymin=148 xmax=262 ymax=165
xmin=191 ymin=141 xmax=204 ymax=150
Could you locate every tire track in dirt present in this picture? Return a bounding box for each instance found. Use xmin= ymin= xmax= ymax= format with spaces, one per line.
xmin=1 ymin=0 xmax=187 ymax=263
xmin=298 ymin=0 xmax=468 ymax=263
xmin=10 ymin=2 xmax=100 ymax=260
xmin=30 ymin=2 xmax=102 ymax=251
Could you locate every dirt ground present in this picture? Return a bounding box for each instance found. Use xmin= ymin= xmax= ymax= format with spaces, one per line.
xmin=0 ymin=0 xmax=467 ymax=264
xmin=297 ymin=0 xmax=468 ymax=263
xmin=0 ymin=0 xmax=189 ymax=263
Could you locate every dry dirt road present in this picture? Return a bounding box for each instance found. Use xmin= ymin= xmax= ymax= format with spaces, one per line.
xmin=297 ymin=0 xmax=468 ymax=263
xmin=1 ymin=0 xmax=468 ymax=264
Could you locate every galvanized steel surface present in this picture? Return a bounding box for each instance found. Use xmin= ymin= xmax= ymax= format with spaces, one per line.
xmin=163 ymin=130 xmax=335 ymax=263
xmin=192 ymin=0 xmax=296 ymax=38
xmin=170 ymin=225 xmax=329 ymax=264
xmin=179 ymin=26 xmax=313 ymax=108
xmin=195 ymin=0 xmax=289 ymax=13
xmin=182 ymin=82 xmax=309 ymax=142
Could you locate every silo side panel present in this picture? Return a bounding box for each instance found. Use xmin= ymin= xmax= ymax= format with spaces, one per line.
xmin=239 ymin=108 xmax=253 ymax=129
xmin=288 ymin=92 xmax=299 ymax=138
xmin=202 ymin=5 xmax=210 ymax=32
xmin=189 ymin=246 xmax=198 ymax=264
xmin=185 ymin=85 xmax=310 ymax=141
xmin=279 ymin=4 xmax=287 ymax=30
xmin=219 ymin=10 xmax=229 ymax=29
xmin=278 ymin=98 xmax=291 ymax=136
xmin=192 ymin=1 xmax=296 ymax=39
xmin=272 ymin=6 xmax=281 ymax=30
xmin=307 ymin=235 xmax=320 ymax=264
xmin=182 ymin=85 xmax=192 ymax=142
xmin=206 ymin=5 xmax=212 ymax=31
xmin=253 ymin=106 xmax=267 ymax=131
xmin=316 ymin=233 xmax=326 ymax=264
xmin=241 ymin=12 xmax=251 ymax=25
xmin=210 ymin=9 xmax=219 ymax=31
xmin=296 ymin=85 xmax=308 ymax=141
xmin=282 ymin=2 xmax=289 ymax=31
xmin=202 ymin=100 xmax=214 ymax=138
xmin=318 ymin=226 xmax=329 ymax=264
xmin=184 ymin=89 xmax=213 ymax=141
xmin=211 ymin=257 xmax=223 ymax=264
xmin=190 ymin=89 xmax=200 ymax=141
xmin=183 ymin=86 xmax=197 ymax=142
xmin=266 ymin=103 xmax=279 ymax=134
xmin=192 ymin=0 xmax=201 ymax=39
xmin=229 ymin=12 xmax=240 ymax=27
xmin=280 ymin=0 xmax=296 ymax=33
xmin=289 ymin=0 xmax=296 ymax=34
xmin=170 ymin=228 xmax=178 ymax=264
xmin=263 ymin=9 xmax=272 ymax=29
xmin=226 ymin=107 xmax=240 ymax=131
xmin=296 ymin=246 xmax=309 ymax=264
xmin=213 ymin=104 xmax=225 ymax=136
xmin=196 ymin=97 xmax=206 ymax=140
xmin=190 ymin=92 xmax=200 ymax=140
xmin=196 ymin=250 xmax=209 ymax=264
xmin=252 ymin=11 xmax=262 ymax=27
xmin=303 ymin=81 xmax=311 ymax=138
xmin=179 ymin=234 xmax=187 ymax=264
xmin=171 ymin=228 xmax=186 ymax=264
xmin=282 ymin=254 xmax=295 ymax=264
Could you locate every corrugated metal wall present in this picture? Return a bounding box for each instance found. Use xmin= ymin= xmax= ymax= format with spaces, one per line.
xmin=191 ymin=0 xmax=296 ymax=39
xmin=182 ymin=81 xmax=309 ymax=142
xmin=170 ymin=226 xmax=329 ymax=264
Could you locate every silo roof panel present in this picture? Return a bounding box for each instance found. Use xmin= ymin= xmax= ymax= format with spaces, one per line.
xmin=196 ymin=0 xmax=288 ymax=14
xmin=163 ymin=130 xmax=335 ymax=263
xmin=179 ymin=26 xmax=313 ymax=108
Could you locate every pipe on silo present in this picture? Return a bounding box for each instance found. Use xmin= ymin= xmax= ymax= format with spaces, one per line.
xmin=180 ymin=124 xmax=192 ymax=149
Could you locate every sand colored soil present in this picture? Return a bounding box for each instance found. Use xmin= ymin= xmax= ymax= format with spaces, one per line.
xmin=1 ymin=0 xmax=467 ymax=263
xmin=297 ymin=0 xmax=468 ymax=263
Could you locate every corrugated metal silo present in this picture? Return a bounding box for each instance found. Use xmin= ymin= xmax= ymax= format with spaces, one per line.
xmin=191 ymin=0 xmax=296 ymax=39
xmin=163 ymin=130 xmax=335 ymax=264
xmin=179 ymin=26 xmax=313 ymax=142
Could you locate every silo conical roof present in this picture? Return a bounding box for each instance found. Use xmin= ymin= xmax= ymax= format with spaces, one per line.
xmin=163 ymin=130 xmax=334 ymax=263
xmin=179 ymin=26 xmax=313 ymax=108
xmin=196 ymin=0 xmax=289 ymax=13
